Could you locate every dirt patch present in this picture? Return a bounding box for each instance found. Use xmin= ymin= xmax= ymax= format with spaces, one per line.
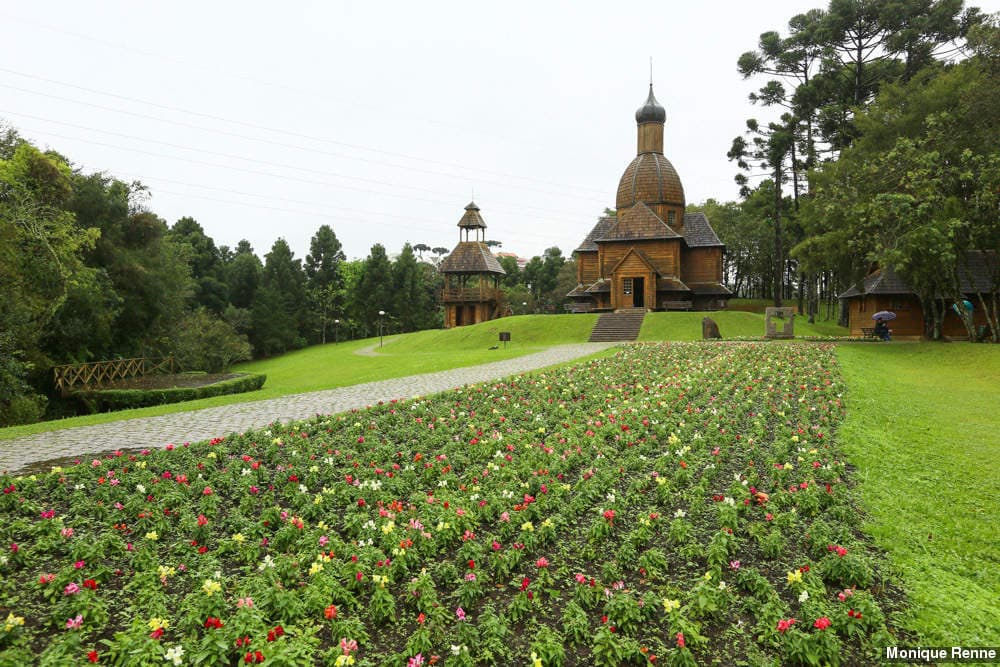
xmin=99 ymin=373 xmax=243 ymax=391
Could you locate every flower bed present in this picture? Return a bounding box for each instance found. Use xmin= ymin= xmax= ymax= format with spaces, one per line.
xmin=0 ymin=343 xmax=896 ymax=665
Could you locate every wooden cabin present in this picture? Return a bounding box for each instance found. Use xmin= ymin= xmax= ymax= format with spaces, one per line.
xmin=568 ymin=85 xmax=731 ymax=312
xmin=438 ymin=202 xmax=507 ymax=328
xmin=839 ymin=252 xmax=996 ymax=339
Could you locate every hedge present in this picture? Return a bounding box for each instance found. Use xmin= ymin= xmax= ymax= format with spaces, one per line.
xmin=73 ymin=373 xmax=267 ymax=413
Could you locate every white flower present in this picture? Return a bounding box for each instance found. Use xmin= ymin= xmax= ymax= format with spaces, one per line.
xmin=798 ymin=590 xmax=809 ymax=603
xmin=136 ymin=484 xmax=146 ymax=494
xmin=164 ymin=644 xmax=184 ymax=665
xmin=674 ymin=509 xmax=687 ymax=518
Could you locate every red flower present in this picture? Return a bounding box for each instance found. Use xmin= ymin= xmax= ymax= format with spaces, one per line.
xmin=814 ymin=617 xmax=831 ymax=630
xmin=87 ymin=650 xmax=99 ymax=663
xmin=676 ymin=632 xmax=685 ymax=648
xmin=83 ymin=579 xmax=98 ymax=590
xmin=266 ymin=625 xmax=284 ymax=642
xmin=417 ymin=613 xmax=426 ymax=625
xmin=776 ymin=618 xmax=796 ymax=633
xmin=204 ymin=616 xmax=224 ymax=629
xmin=324 ymin=605 xmax=337 ymax=619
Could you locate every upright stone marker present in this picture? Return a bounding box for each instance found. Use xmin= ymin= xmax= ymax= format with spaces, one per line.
xmin=702 ymin=317 xmax=722 ymax=340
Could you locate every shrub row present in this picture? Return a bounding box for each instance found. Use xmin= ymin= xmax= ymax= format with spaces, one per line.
xmin=72 ymin=373 xmax=266 ymax=413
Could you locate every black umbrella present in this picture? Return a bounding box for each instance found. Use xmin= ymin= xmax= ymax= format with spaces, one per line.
xmin=872 ymin=311 xmax=897 ymax=321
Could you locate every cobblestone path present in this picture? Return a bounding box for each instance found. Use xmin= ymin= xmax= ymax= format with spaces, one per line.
xmin=0 ymin=343 xmax=616 ymax=474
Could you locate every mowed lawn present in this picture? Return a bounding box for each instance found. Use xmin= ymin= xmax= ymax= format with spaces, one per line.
xmin=835 ymin=344 xmax=1000 ymax=645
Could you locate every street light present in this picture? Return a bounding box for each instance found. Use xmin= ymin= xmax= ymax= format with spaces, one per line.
xmin=378 ymin=310 xmax=386 ymax=348
xmin=334 ymin=319 xmax=340 ymax=344
xmin=522 ymin=301 xmax=527 ymax=315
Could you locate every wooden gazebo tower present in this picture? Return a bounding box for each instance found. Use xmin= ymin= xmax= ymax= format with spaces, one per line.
xmin=439 ymin=201 xmax=507 ymax=328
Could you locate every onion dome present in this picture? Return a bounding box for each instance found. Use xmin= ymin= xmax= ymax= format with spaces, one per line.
xmin=635 ymin=84 xmax=666 ymax=124
xmin=616 ymin=152 xmax=685 ymax=210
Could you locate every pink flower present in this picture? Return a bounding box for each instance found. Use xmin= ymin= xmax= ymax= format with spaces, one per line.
xmin=237 ymin=597 xmax=254 ymax=608
xmin=9 ymin=543 xmax=17 ymax=553
xmin=65 ymin=614 xmax=83 ymax=630
xmin=575 ymin=573 xmax=587 ymax=585
xmin=729 ymin=560 xmax=741 ymax=570
xmin=61 ymin=528 xmax=74 ymax=539
xmin=407 ymin=655 xmax=424 ymax=667
xmin=499 ymin=512 xmax=510 ymax=522
xmin=676 ymin=632 xmax=685 ymax=648
xmin=202 ymin=486 xmax=213 ymax=495
xmin=74 ymin=560 xmax=85 ymax=569
xmin=319 ymin=535 xmax=329 ymax=547
xmin=456 ymin=607 xmax=466 ymax=621
xmin=491 ymin=540 xmax=502 ymax=551
xmin=536 ymin=557 xmax=549 ymax=568
xmin=64 ymin=582 xmax=80 ymax=596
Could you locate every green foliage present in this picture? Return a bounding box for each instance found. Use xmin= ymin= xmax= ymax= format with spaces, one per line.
xmin=73 ymin=373 xmax=265 ymax=412
xmin=168 ymin=308 xmax=252 ymax=373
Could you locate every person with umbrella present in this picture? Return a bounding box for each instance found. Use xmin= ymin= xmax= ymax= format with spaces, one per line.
xmin=872 ymin=311 xmax=895 ymax=341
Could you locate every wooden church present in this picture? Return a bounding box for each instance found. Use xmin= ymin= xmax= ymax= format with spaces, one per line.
xmin=567 ymin=85 xmax=731 ymax=312
xmin=438 ymin=201 xmax=506 ymax=328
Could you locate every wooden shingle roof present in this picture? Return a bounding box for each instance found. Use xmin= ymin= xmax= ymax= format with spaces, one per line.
xmin=839 ymin=251 xmax=996 ymax=298
xmin=599 ymin=202 xmax=680 ymax=242
xmin=681 ymin=212 xmax=724 ymax=247
xmin=457 ymin=201 xmax=487 ymax=229
xmin=438 ymin=241 xmax=506 ymax=275
xmin=575 ymin=216 xmax=616 ymax=253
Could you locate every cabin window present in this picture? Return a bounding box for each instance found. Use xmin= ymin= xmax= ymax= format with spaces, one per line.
xmin=623 ymin=278 xmax=633 ymax=295
xmin=667 ymin=211 xmax=676 ymax=225
xmin=859 ymin=296 xmax=867 ymax=312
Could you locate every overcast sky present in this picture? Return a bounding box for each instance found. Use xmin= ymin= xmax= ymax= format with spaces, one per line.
xmin=2 ymin=1 xmax=998 ymax=261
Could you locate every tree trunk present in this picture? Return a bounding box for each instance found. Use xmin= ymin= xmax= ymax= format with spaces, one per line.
xmin=773 ymin=168 xmax=784 ymax=308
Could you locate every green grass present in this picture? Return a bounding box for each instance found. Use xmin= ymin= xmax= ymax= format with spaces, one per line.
xmin=0 ymin=315 xmax=598 ymax=440
xmin=638 ymin=310 xmax=849 ymax=340
xmin=835 ymin=344 xmax=1000 ymax=644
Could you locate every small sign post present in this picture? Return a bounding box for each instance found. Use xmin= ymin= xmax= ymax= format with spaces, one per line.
xmin=499 ymin=332 xmax=511 ymax=349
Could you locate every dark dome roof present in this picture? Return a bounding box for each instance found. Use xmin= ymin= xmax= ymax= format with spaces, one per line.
xmin=616 ymin=152 xmax=684 ymax=209
xmin=635 ymin=85 xmax=666 ymax=124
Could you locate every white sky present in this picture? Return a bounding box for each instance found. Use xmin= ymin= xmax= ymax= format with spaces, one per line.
xmin=2 ymin=0 xmax=997 ymax=261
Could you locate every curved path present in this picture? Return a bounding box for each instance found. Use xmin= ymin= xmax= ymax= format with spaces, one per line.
xmin=0 ymin=343 xmax=616 ymax=475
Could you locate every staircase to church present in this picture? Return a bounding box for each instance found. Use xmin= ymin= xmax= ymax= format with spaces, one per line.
xmin=588 ymin=309 xmax=646 ymax=342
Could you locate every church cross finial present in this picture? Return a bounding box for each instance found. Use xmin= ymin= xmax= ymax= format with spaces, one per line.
xmin=649 ymin=56 xmax=653 ymax=87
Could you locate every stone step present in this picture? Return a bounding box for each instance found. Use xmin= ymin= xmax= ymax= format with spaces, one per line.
xmin=588 ymin=310 xmax=646 ymax=342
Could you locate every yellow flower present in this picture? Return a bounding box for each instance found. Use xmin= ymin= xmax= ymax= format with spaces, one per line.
xmin=541 ymin=518 xmax=554 ymax=529
xmin=157 ymin=565 xmax=176 ymax=579
xmin=521 ymin=521 xmax=534 ymax=532
xmin=703 ymin=571 xmax=713 ymax=581
xmin=531 ymin=652 xmax=543 ymax=667
xmin=372 ymin=574 xmax=388 ymax=588
xmin=202 ymin=579 xmax=222 ymax=596
xmin=232 ymin=533 xmax=245 ymax=544
xmin=335 ymin=656 xmax=356 ymax=666
xmin=309 ymin=561 xmax=324 ymax=576
xmin=787 ymin=570 xmax=803 ymax=585
xmin=784 ymin=462 xmax=793 ymax=470
xmin=145 ymin=531 xmax=158 ymax=541
xmin=381 ymin=521 xmax=395 ymax=534
xmin=4 ymin=613 xmax=25 ymax=632
xmin=662 ymin=598 xmax=680 ymax=613
xmin=148 ymin=617 xmax=169 ymax=631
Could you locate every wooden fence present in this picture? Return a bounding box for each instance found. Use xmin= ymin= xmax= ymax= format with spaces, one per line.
xmin=53 ymin=357 xmax=175 ymax=396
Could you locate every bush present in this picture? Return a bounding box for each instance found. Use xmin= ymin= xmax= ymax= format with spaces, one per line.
xmin=74 ymin=373 xmax=266 ymax=413
xmin=0 ymin=393 xmax=48 ymax=426
xmin=168 ymin=308 xmax=252 ymax=373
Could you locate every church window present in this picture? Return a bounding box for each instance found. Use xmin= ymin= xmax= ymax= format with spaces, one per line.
xmin=667 ymin=210 xmax=676 ymax=225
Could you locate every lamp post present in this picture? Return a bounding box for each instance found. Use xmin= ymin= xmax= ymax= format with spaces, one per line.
xmin=378 ymin=310 xmax=386 ymax=348
xmin=334 ymin=319 xmax=339 ymax=344
xmin=522 ymin=301 xmax=527 ymax=315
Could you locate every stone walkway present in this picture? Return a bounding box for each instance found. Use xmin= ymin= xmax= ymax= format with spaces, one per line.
xmin=0 ymin=343 xmax=616 ymax=475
